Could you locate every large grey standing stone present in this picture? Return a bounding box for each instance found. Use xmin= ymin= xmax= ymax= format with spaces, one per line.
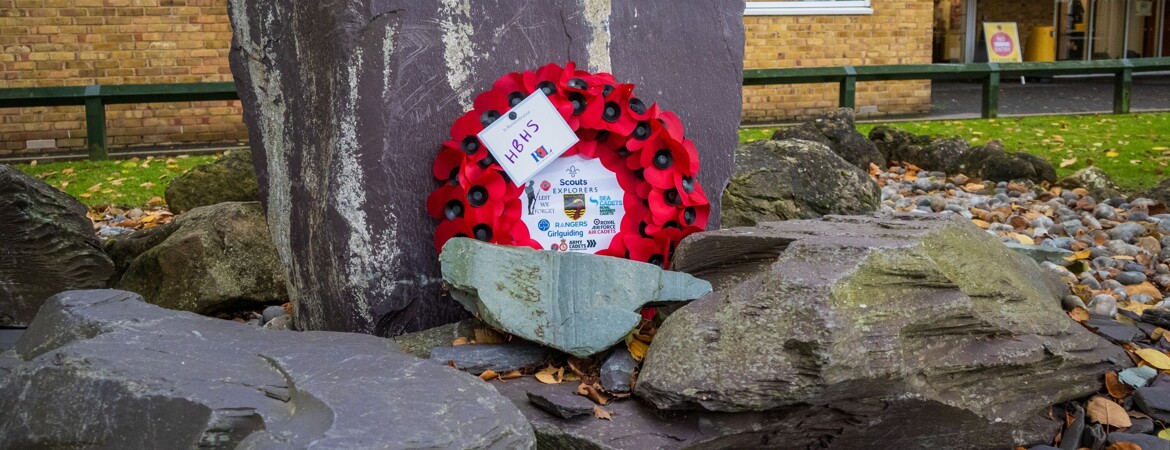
xmin=164 ymin=150 xmax=260 ymax=214
xmin=227 ymin=0 xmax=745 ymax=337
xmin=637 ymin=214 xmax=1128 ymax=449
xmin=108 ymin=202 xmax=287 ymax=314
xmin=0 ymin=165 xmax=113 ymax=326
xmin=441 ymin=238 xmax=711 ymax=358
xmin=722 ymin=139 xmax=880 ymax=228
xmin=0 ymin=290 xmax=535 ymax=449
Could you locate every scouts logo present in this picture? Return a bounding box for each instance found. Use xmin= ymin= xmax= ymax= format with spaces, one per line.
xmin=563 ymin=194 xmax=586 ymax=220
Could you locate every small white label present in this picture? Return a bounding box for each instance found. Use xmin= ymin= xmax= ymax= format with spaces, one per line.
xmin=477 ymin=90 xmax=579 ymax=187
xmin=520 ymin=155 xmax=626 ymax=253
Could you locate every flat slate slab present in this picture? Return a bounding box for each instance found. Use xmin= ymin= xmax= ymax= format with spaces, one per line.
xmin=0 ymin=290 xmax=534 ymax=449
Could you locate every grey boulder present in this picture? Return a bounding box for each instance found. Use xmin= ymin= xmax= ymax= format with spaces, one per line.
xmin=637 ymin=214 xmax=1126 ymax=448
xmin=0 ymin=290 xmax=534 ymax=449
xmin=772 ymin=108 xmax=885 ymax=170
xmin=164 ymin=150 xmax=260 ymax=214
xmin=1057 ymin=167 xmax=1124 ymax=201
xmin=0 ymin=165 xmax=113 ymax=326
xmin=721 ymin=139 xmax=880 ymax=228
xmin=107 ymin=201 xmax=287 ymax=314
xmin=440 ymin=238 xmax=710 ymax=358
xmin=868 ymin=126 xmax=968 ymax=174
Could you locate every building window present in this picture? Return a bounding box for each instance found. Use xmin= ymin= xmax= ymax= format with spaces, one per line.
xmin=744 ymin=1 xmax=874 ymax=16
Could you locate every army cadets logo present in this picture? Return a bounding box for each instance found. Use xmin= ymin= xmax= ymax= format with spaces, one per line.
xmin=563 ymin=194 xmax=586 ymax=220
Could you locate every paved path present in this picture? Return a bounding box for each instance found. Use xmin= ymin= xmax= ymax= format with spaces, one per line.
xmin=928 ymin=74 xmax=1170 ymax=119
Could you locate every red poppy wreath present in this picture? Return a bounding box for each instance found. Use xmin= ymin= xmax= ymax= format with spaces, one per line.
xmin=427 ymin=62 xmax=709 ymax=268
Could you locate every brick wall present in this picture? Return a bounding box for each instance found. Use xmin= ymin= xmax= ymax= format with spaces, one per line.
xmin=0 ymin=0 xmax=246 ymax=157
xmin=743 ymin=0 xmax=935 ymax=123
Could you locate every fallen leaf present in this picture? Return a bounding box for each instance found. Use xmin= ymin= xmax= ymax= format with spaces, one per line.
xmin=535 ymin=365 xmax=561 ymax=385
xmin=148 ymin=196 xmax=164 ymax=205
xmin=79 ymin=193 xmax=91 ymax=198
xmin=627 ymin=338 xmax=649 ymax=362
xmin=1106 ymin=150 xmax=1120 ymax=158
xmin=59 ymin=181 xmax=69 ymax=188
xmin=1086 ymin=395 xmax=1132 ymax=428
xmin=474 ymin=328 xmax=507 ymax=345
xmin=1159 ymin=428 xmax=1170 ymax=440
xmin=1155 ymin=328 xmax=1169 ymax=341
xmin=499 ymin=370 xmax=522 ymax=380
xmin=479 ymin=370 xmax=499 ymax=381
xmin=593 ymin=405 xmax=612 ymax=421
xmin=1059 ymin=157 xmax=1078 ymax=168
xmin=140 ymin=215 xmax=157 ymax=224
xmin=1135 ymin=348 xmax=1170 ymax=370
xmin=576 ymin=383 xmax=611 ymax=405
xmin=452 ymin=336 xmax=470 ymax=346
xmin=1069 ymin=307 xmax=1090 ymax=323
xmin=1010 ymin=233 xmax=1035 ymax=246
xmin=1105 ymin=372 xmax=1134 ymax=399
xmin=87 ymin=184 xmax=102 ymax=192
xmin=61 ymin=168 xmax=74 ymax=175
xmin=1106 ymin=443 xmax=1141 ymax=450
xmin=971 ymin=219 xmax=991 ymax=229
xmin=1125 ymin=282 xmax=1164 ymax=300
xmin=1154 ymin=146 xmax=1169 ymax=151
xmin=140 ymin=182 xmax=155 ymax=189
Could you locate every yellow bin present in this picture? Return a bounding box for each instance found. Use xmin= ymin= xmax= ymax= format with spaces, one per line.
xmin=1025 ymin=26 xmax=1056 ymax=62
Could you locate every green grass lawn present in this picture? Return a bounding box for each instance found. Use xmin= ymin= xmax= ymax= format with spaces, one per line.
xmin=7 ymin=154 xmax=219 ymax=208
xmin=742 ymin=112 xmax=1170 ymax=192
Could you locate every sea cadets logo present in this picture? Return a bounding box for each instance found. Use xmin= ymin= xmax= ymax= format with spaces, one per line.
xmin=563 ymin=194 xmax=586 ymax=220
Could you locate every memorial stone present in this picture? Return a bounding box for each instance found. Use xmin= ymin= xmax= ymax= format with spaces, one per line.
xmin=228 ymin=0 xmax=744 ymax=336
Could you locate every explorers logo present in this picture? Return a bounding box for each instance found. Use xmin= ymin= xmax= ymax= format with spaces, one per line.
xmin=538 ymin=219 xmax=550 ymax=231
xmin=563 ymin=194 xmax=586 ymax=220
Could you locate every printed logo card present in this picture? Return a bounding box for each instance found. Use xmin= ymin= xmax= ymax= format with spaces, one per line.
xmin=477 ymin=90 xmax=580 ymax=187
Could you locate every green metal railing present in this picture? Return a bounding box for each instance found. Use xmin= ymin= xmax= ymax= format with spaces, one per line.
xmin=744 ymin=57 xmax=1170 ymax=120
xmin=1 ymin=59 xmax=1168 ymax=161
xmin=0 ymin=82 xmax=238 ymax=160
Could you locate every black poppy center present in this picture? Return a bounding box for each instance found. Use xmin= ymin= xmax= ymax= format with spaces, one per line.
xmin=648 ymin=254 xmax=665 ymax=266
xmin=473 ymin=224 xmax=493 ymax=242
xmin=664 ymin=188 xmax=681 ymax=206
xmin=569 ymin=92 xmax=587 ymax=115
xmin=537 ymin=81 xmax=557 ymax=96
xmin=653 ymin=149 xmax=673 ymax=170
xmin=461 ymin=136 xmax=480 ymax=155
xmin=568 ymin=78 xmax=588 ymax=90
xmin=508 ymin=91 xmax=525 ymax=107
xmin=480 ymin=110 xmax=500 ymax=127
xmin=633 ymin=121 xmax=651 ymax=140
xmin=477 ymin=154 xmax=496 ymax=169
xmin=467 ymin=186 xmax=489 ymax=207
xmin=602 ymin=84 xmax=615 ymax=97
xmin=684 ymin=207 xmax=697 ymax=225
xmin=629 ymin=98 xmax=647 ymax=115
xmin=603 ymin=102 xmax=621 ymax=123
xmin=681 ymin=176 xmax=695 ymax=193
xmin=444 ymin=200 xmax=465 ymax=220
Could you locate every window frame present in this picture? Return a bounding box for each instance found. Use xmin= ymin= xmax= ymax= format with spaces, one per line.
xmin=744 ymin=1 xmax=874 ymax=16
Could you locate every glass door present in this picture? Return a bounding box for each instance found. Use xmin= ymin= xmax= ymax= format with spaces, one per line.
xmin=1057 ymin=0 xmax=1090 ymax=60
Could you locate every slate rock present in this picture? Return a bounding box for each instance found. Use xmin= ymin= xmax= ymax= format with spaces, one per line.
xmin=1121 ymin=366 xmax=1160 ymax=388
xmin=1134 ymin=385 xmax=1170 ymax=422
xmin=600 ymin=347 xmax=638 ymax=394
xmin=1084 ymin=424 xmax=1108 ymax=450
xmin=164 ymin=150 xmax=260 ymax=213
xmin=1127 ymin=417 xmax=1155 ymax=435
xmin=868 ymin=126 xmax=932 ymax=166
xmin=109 ymin=202 xmax=288 ymax=314
xmin=722 ymin=139 xmax=880 ymax=227
xmin=440 ymin=238 xmax=711 ymax=358
xmin=637 ymin=214 xmax=1127 ymax=448
xmin=0 ymin=165 xmax=113 ymax=326
xmin=1086 ymin=318 xmax=1146 ymax=344
xmin=771 ymin=108 xmax=886 ymax=170
xmin=393 ymin=319 xmax=481 ymax=359
xmin=956 ymin=140 xmax=1057 ymax=184
xmin=228 ymin=0 xmax=744 ymax=337
xmin=1058 ymin=167 xmax=1124 ymax=201
xmin=1059 ymin=405 xmax=1084 ymax=450
xmin=495 ymin=377 xmax=1060 ymax=450
xmin=1141 ymin=309 xmax=1170 ymax=329
xmin=526 ymin=389 xmax=595 ymax=419
xmin=262 ymin=314 xmax=294 ymax=330
xmin=1006 ymin=242 xmax=1076 ymax=265
xmin=0 ymin=290 xmax=535 ymax=448
xmin=430 ymin=343 xmax=554 ymax=375
xmin=1107 ymin=432 xmax=1170 ymax=450
xmin=261 ymin=305 xmax=286 ymax=323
